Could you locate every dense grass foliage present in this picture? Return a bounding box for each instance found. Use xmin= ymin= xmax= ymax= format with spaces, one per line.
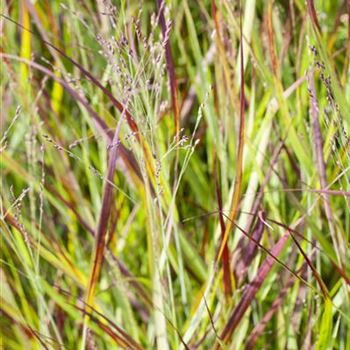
xmin=1 ymin=1 xmax=350 ymax=349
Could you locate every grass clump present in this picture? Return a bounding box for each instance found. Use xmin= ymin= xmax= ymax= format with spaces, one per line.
xmin=1 ymin=1 xmax=349 ymax=349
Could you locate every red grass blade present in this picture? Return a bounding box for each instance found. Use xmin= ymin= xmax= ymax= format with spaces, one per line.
xmin=232 ymin=142 xmax=283 ymax=271
xmin=83 ymin=115 xmax=124 ymax=341
xmin=218 ymin=230 xmax=291 ymax=346
xmin=258 ymin=217 xmax=329 ymax=297
xmin=347 ymin=0 xmax=350 ymax=39
xmin=214 ymin=156 xmax=232 ymax=296
xmin=306 ymin=0 xmax=321 ymax=33
xmin=266 ymin=0 xmax=279 ymax=76
xmin=217 ymin=0 xmax=245 ymax=261
xmin=1 ymin=311 xmax=51 ymax=350
xmin=331 ymin=261 xmax=350 ymax=286
xmin=287 ymin=229 xmax=329 ymax=297
xmin=74 ymin=304 xmax=144 ymax=350
xmin=245 ymin=262 xmax=308 ymax=350
xmin=234 ymin=211 xmax=265 ymax=284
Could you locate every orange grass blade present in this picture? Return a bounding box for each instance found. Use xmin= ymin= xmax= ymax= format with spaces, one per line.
xmin=217 ymin=1 xmax=245 ymax=261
